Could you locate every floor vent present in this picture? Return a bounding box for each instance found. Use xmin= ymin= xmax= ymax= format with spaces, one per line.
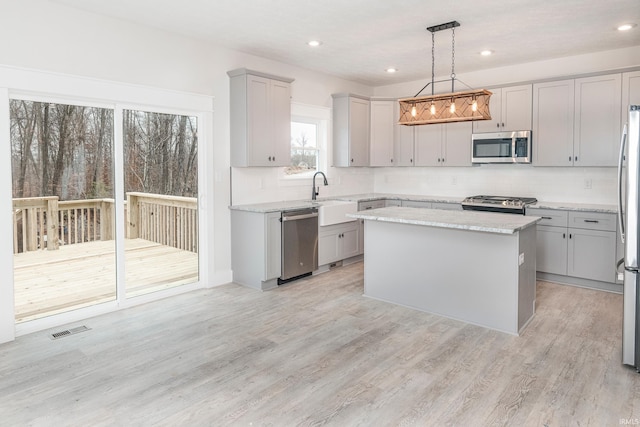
xmin=50 ymin=325 xmax=91 ymax=340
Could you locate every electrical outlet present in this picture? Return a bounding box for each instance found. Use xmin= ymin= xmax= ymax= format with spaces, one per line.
xmin=584 ymin=178 xmax=592 ymax=189
xmin=451 ymin=176 xmax=458 ymax=185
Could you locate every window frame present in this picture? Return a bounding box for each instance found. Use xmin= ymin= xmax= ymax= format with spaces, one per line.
xmin=280 ymin=102 xmax=330 ymax=182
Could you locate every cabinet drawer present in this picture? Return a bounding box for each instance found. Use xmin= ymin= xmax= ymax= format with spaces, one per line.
xmin=568 ymin=211 xmax=616 ymax=231
xmin=526 ymin=208 xmax=568 ymax=227
xmin=358 ymin=200 xmax=386 ymax=210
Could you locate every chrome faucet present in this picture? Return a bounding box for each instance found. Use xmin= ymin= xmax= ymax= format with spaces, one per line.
xmin=312 ymin=171 xmax=328 ymax=201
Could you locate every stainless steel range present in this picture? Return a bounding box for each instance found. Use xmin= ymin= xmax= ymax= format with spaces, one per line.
xmin=462 ymin=195 xmax=537 ymax=215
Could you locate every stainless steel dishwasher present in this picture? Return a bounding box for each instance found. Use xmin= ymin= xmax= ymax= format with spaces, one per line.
xmin=279 ymin=207 xmax=318 ymax=284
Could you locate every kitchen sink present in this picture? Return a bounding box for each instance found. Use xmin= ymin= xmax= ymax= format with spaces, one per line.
xmin=318 ymin=200 xmax=358 ymax=226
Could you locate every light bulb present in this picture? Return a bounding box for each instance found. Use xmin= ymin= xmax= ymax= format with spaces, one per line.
xmin=472 ymin=100 xmax=478 ymax=112
xmin=430 ymin=103 xmax=436 ymax=115
xmin=449 ymin=101 xmax=456 ymax=114
xmin=411 ymin=105 xmax=417 ymax=117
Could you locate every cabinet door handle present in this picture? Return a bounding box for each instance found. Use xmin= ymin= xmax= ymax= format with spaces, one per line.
xmin=351 ymin=158 xmax=354 ymax=163
xmin=268 ymin=156 xmax=272 ymax=161
xmin=410 ymin=158 xmax=413 ymax=163
xmin=365 ymin=206 xmax=373 ymax=210
xmin=496 ymin=123 xmax=500 ymax=128
xmin=441 ymin=158 xmax=445 ymax=163
xmin=542 ymin=216 xmax=553 ymax=220
xmin=584 ymin=219 xmax=599 ymax=223
xmin=563 ymin=233 xmax=566 ymax=238
xmin=272 ymin=156 xmax=275 ymax=162
xmin=575 ymin=156 xmax=578 ymax=162
xmin=437 ymin=158 xmax=441 ymax=162
xmin=569 ymin=156 xmax=572 ymax=162
xmin=569 ymin=233 xmax=572 ymax=239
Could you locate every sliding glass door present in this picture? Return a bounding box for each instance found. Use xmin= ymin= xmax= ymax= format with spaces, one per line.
xmin=10 ymin=99 xmax=116 ymax=322
xmin=10 ymin=100 xmax=200 ymax=323
xmin=122 ymin=109 xmax=199 ymax=297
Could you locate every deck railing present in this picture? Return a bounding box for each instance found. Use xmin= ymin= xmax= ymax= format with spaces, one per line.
xmin=12 ymin=196 xmax=59 ymax=253
xmin=127 ymin=192 xmax=198 ymax=253
xmin=12 ymin=193 xmax=197 ymax=254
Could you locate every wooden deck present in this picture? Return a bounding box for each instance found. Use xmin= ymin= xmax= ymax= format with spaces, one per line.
xmin=13 ymin=239 xmax=199 ymax=323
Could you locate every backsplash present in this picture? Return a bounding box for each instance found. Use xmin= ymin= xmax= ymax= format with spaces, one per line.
xmin=231 ymin=166 xmax=375 ymax=205
xmin=231 ymin=164 xmax=616 ymax=206
xmin=373 ymin=165 xmax=617 ymax=205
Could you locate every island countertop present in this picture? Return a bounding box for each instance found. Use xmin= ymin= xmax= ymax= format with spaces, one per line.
xmin=348 ymin=206 xmax=540 ymax=235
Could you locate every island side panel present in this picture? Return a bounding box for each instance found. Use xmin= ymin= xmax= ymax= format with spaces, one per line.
xmin=517 ymin=224 xmax=537 ymax=332
xmin=363 ymin=220 xmax=520 ymax=335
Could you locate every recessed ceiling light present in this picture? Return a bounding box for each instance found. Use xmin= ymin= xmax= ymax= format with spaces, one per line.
xmin=480 ymin=50 xmax=494 ymax=56
xmin=618 ymin=23 xmax=637 ymax=31
xmin=386 ymin=68 xmax=398 ymax=73
xmin=308 ymin=40 xmax=322 ymax=47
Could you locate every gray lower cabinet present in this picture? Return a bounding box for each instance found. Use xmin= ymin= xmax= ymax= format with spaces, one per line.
xmin=230 ymin=210 xmax=282 ymax=290
xmin=567 ymin=227 xmax=616 ymax=283
xmin=536 ymin=225 xmax=568 ymax=275
xmin=318 ymin=221 xmax=360 ymax=266
xmin=358 ymin=200 xmax=386 ymax=211
xmin=528 ymin=208 xmax=617 ymax=285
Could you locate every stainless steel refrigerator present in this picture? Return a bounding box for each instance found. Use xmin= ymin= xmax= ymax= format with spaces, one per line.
xmin=620 ymin=105 xmax=640 ymax=368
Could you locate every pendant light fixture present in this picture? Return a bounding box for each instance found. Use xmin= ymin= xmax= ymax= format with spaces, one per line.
xmin=398 ymin=21 xmax=492 ymax=126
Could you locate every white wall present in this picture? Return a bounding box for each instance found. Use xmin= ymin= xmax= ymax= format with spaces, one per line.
xmin=373 ymin=46 xmax=640 ymax=205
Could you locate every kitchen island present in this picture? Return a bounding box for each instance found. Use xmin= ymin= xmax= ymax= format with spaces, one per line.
xmin=348 ymin=207 xmax=540 ymax=335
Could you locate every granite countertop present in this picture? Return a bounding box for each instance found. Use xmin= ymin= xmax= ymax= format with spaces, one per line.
xmin=348 ymin=206 xmax=541 ymax=235
xmin=330 ymin=193 xmax=465 ymax=204
xmin=229 ymin=193 xmax=617 ymax=214
xmin=528 ymin=201 xmax=617 ymax=214
xmin=229 ymin=193 xmax=464 ymax=213
xmin=229 ymin=199 xmax=318 ymax=213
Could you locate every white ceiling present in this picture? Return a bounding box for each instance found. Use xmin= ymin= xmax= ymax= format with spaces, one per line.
xmin=52 ymin=0 xmax=640 ymax=86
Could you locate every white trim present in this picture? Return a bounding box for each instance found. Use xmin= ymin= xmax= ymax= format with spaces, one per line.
xmin=114 ymin=105 xmax=127 ymax=304
xmin=0 ymin=88 xmax=15 ymax=344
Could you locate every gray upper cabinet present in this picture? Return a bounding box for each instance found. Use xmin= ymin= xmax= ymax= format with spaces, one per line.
xmin=414 ymin=125 xmax=442 ymax=166
xmin=228 ymin=69 xmax=294 ymax=167
xmin=573 ymin=73 xmax=622 ymax=166
xmin=393 ymin=101 xmax=416 ymax=166
xmin=534 ymin=73 xmax=623 ymax=167
xmin=472 ymin=84 xmax=532 ymax=133
xmin=533 ymin=79 xmax=575 ymax=166
xmin=415 ymin=122 xmax=471 ymax=166
xmin=369 ymin=100 xmax=395 ymax=166
xmin=333 ymin=94 xmax=370 ymax=167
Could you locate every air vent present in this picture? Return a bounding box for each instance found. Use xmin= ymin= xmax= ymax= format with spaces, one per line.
xmin=49 ymin=325 xmax=91 ymax=340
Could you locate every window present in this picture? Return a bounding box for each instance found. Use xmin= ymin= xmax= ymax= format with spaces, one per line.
xmin=286 ymin=118 xmax=319 ymax=175
xmin=282 ymin=103 xmax=330 ymax=179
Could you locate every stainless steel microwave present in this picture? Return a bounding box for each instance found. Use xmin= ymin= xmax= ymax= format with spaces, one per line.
xmin=471 ymin=130 xmax=532 ymax=164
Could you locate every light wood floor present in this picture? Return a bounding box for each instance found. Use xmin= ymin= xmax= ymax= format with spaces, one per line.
xmin=13 ymin=239 xmax=199 ymax=323
xmin=0 ymin=261 xmax=638 ymax=426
